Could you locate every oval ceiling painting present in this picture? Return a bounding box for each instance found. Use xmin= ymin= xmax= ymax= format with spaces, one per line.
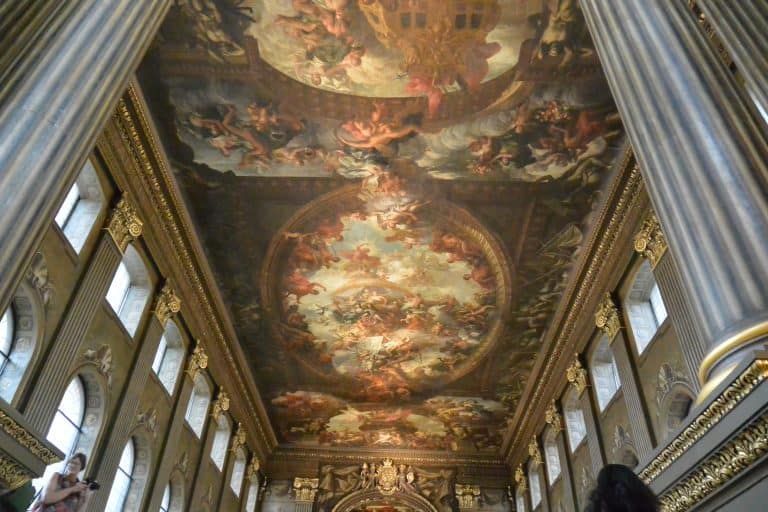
xmin=263 ymin=184 xmax=512 ymax=397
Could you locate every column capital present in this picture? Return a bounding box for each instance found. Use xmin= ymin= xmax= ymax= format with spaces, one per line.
xmin=633 ymin=214 xmax=668 ymax=268
xmin=153 ymin=283 xmax=181 ymax=326
xmin=106 ymin=196 xmax=143 ymax=253
xmin=595 ymin=292 xmax=621 ymax=340
xmin=514 ymin=465 xmax=526 ymax=492
xmin=455 ymin=484 xmax=481 ymax=510
xmin=211 ymin=389 xmax=231 ymax=422
xmin=293 ymin=477 xmax=319 ymax=503
xmin=566 ymin=354 xmax=589 ymax=395
xmin=231 ymin=422 xmax=247 ymax=452
xmin=544 ymin=400 xmax=563 ymax=435
xmin=186 ymin=341 xmax=208 ymax=381
xmin=246 ymin=455 xmax=261 ymax=482
xmin=528 ymin=437 xmax=542 ymax=466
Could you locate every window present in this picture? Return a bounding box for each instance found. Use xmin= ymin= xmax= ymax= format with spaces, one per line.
xmin=106 ymin=439 xmax=135 ymax=512
xmin=151 ymin=320 xmax=185 ymax=394
xmin=230 ymin=448 xmax=247 ymax=497
xmin=160 ymin=483 xmax=171 ymax=512
xmin=105 ymin=245 xmax=151 ymax=336
xmin=245 ymin=478 xmax=259 ymax=512
xmin=0 ymin=307 xmax=13 ymax=372
xmin=590 ymin=337 xmax=621 ymax=411
xmin=544 ymin=435 xmax=561 ymax=484
xmin=626 ymin=261 xmax=668 ymax=353
xmin=564 ymin=391 xmax=586 ymax=452
xmin=32 ymin=378 xmax=86 ymax=494
xmin=210 ymin=416 xmax=232 ymax=471
xmin=185 ymin=373 xmax=212 ymax=437
xmin=54 ymin=160 xmax=104 ymax=253
xmin=516 ymin=490 xmax=526 ymax=512
xmin=529 ymin=467 xmax=542 ymax=509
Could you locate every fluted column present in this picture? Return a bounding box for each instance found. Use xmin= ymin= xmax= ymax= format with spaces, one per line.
xmin=697 ymin=1 xmax=768 ymax=118
xmin=579 ymin=0 xmax=768 ymax=392
xmin=0 ymin=0 xmax=171 ymax=316
xmin=22 ymin=198 xmax=142 ymax=431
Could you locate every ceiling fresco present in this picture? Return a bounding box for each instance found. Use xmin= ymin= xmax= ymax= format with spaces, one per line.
xmin=138 ymin=0 xmax=624 ymax=454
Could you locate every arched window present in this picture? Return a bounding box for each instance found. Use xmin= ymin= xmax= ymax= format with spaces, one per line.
xmin=626 ymin=261 xmax=668 ymax=354
xmin=54 ymin=159 xmax=104 ymax=253
xmin=590 ymin=336 xmax=621 ymax=411
xmin=564 ymin=390 xmax=587 ymax=452
xmin=245 ymin=477 xmax=259 ymax=512
xmin=230 ymin=447 xmax=247 ymax=497
xmin=105 ymin=439 xmax=135 ymax=512
xmin=516 ymin=489 xmax=526 ymax=512
xmin=0 ymin=306 xmax=13 ymax=372
xmin=210 ymin=415 xmax=232 ymax=471
xmin=151 ymin=319 xmax=186 ymax=395
xmin=32 ymin=377 xmax=86 ymax=494
xmin=529 ymin=465 xmax=542 ymax=510
xmin=105 ymin=245 xmax=151 ymax=336
xmin=657 ymin=365 xmax=695 ymax=440
xmin=160 ymin=483 xmax=171 ymax=512
xmin=185 ymin=373 xmax=212 ymax=437
xmin=544 ymin=431 xmax=561 ymax=484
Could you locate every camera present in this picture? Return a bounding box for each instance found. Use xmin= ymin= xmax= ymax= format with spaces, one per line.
xmin=84 ymin=479 xmax=100 ymax=490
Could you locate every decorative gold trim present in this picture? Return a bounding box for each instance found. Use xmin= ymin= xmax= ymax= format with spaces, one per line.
xmin=514 ymin=465 xmax=526 ymax=493
xmin=0 ymin=411 xmax=58 ymax=464
xmin=566 ymin=354 xmax=588 ymax=395
xmin=0 ymin=454 xmax=33 ymax=491
xmin=106 ymin=196 xmax=143 ymax=253
xmin=544 ymin=401 xmax=563 ymax=435
xmin=640 ymin=359 xmax=768 ymax=483
xmin=633 ymin=214 xmax=668 ymax=269
xmin=528 ymin=438 xmax=542 ymax=466
xmin=659 ymin=411 xmax=768 ymax=512
xmin=270 ymin=446 xmax=506 ymax=468
xmin=698 ymin=321 xmax=768 ymax=385
xmin=211 ymin=389 xmax=231 ymax=422
xmin=595 ymin=292 xmax=621 ymax=340
xmin=186 ymin=341 xmax=208 ymax=381
xmin=293 ymin=477 xmax=320 ymax=503
xmin=455 ymin=484 xmax=481 ymax=509
xmin=153 ymin=283 xmax=181 ymax=326
xmin=231 ymin=422 xmax=247 ymax=452
xmin=246 ymin=455 xmax=261 ymax=481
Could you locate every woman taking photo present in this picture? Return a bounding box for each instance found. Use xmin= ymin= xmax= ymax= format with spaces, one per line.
xmin=34 ymin=453 xmax=93 ymax=512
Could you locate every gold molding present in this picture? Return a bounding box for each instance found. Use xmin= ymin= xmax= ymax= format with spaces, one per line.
xmin=211 ymin=389 xmax=231 ymax=422
xmin=698 ymin=320 xmax=768 ymax=385
xmin=659 ymin=411 xmax=768 ymax=512
xmin=455 ymin=484 xmax=481 ymax=509
xmin=594 ymin=292 xmax=621 ymax=340
xmin=0 ymin=411 xmax=58 ymax=464
xmin=246 ymin=455 xmax=261 ymax=482
xmin=293 ymin=477 xmax=320 ymax=503
xmin=528 ymin=438 xmax=542 ymax=466
xmin=544 ymin=401 xmax=563 ymax=435
xmin=106 ymin=196 xmax=143 ymax=253
xmin=566 ymin=355 xmax=588 ymax=395
xmin=186 ymin=341 xmax=208 ymax=381
xmin=640 ymin=359 xmax=768 ymax=483
xmin=633 ymin=214 xmax=667 ymax=269
xmin=0 ymin=454 xmax=33 ymax=492
xmin=153 ymin=283 xmax=181 ymax=326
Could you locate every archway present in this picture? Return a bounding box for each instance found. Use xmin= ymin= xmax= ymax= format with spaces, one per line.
xmin=332 ymin=488 xmax=438 ymax=512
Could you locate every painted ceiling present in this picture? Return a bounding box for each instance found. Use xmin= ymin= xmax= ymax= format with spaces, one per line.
xmin=137 ymin=0 xmax=624 ymax=455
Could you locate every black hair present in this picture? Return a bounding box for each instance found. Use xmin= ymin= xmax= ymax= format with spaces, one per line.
xmin=70 ymin=452 xmax=87 ymax=471
xmin=584 ymin=464 xmax=659 ymax=512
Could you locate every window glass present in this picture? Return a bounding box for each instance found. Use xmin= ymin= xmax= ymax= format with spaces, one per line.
xmin=591 ymin=339 xmax=621 ymax=411
xmin=245 ymin=480 xmax=259 ymax=512
xmin=0 ymin=307 xmax=13 ymax=364
xmin=105 ymin=439 xmax=135 ymax=512
xmin=210 ymin=418 xmax=231 ymax=470
xmin=160 ymin=483 xmax=171 ymax=512
xmin=55 ymin=183 xmax=81 ymax=228
xmin=185 ymin=376 xmax=211 ymax=437
xmin=529 ymin=469 xmax=541 ymax=509
xmin=565 ymin=406 xmax=586 ymax=452
xmin=649 ymin=283 xmax=668 ymax=325
xmin=545 ymin=440 xmax=561 ymax=483
xmin=230 ymin=450 xmax=247 ymax=497
xmin=152 ymin=335 xmax=168 ymax=375
xmin=627 ymin=261 xmax=668 ymax=353
xmin=106 ymin=262 xmax=131 ymax=314
xmin=516 ymin=492 xmax=526 ymax=512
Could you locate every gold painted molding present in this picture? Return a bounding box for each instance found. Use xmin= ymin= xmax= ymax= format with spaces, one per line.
xmin=640 ymin=359 xmax=768 ymax=483
xmin=566 ymin=355 xmax=588 ymax=395
xmin=659 ymin=411 xmax=768 ymax=512
xmin=544 ymin=401 xmax=563 ymax=435
xmin=594 ymin=292 xmax=621 ymax=340
xmin=455 ymin=484 xmax=481 ymax=509
xmin=0 ymin=411 xmax=58 ymax=464
xmin=153 ymin=283 xmax=181 ymax=326
xmin=698 ymin=320 xmax=768 ymax=386
xmin=0 ymin=454 xmax=33 ymax=492
xmin=293 ymin=477 xmax=320 ymax=503
xmin=106 ymin=196 xmax=143 ymax=253
xmin=633 ymin=214 xmax=667 ymax=269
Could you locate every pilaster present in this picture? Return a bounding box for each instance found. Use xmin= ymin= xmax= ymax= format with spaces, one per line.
xmin=292 ymin=477 xmax=319 ymax=512
xmin=568 ymin=355 xmax=605 ymax=476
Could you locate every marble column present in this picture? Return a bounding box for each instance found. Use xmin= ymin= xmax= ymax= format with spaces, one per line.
xmin=0 ymin=0 xmax=171 ymax=315
xmin=696 ymin=1 xmax=768 ymax=118
xmin=22 ymin=198 xmax=142 ymax=432
xmin=579 ymin=0 xmax=768 ymax=391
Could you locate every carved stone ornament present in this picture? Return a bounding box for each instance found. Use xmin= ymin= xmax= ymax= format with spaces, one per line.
xmin=528 ymin=438 xmax=542 ymax=466
xmin=655 ymin=363 xmax=691 ymax=408
xmin=455 ymin=484 xmax=481 ymax=509
xmin=231 ymin=422 xmax=247 ymax=452
xmin=514 ymin=465 xmax=526 ymax=493
xmin=0 ymin=454 xmax=34 ymax=492
xmin=202 ymin=483 xmax=214 ymax=505
xmin=25 ymin=251 xmax=54 ymax=308
xmin=545 ymin=401 xmax=563 ymax=435
xmin=175 ymin=451 xmax=189 ymax=475
xmin=612 ymin=425 xmax=634 ymax=455
xmin=106 ymin=196 xmax=143 ymax=253
xmin=186 ymin=341 xmax=208 ymax=381
xmin=594 ymin=292 xmax=621 ymax=340
xmin=633 ymin=214 xmax=668 ymax=268
xmin=566 ymin=354 xmax=588 ymax=395
xmin=82 ymin=344 xmax=114 ymax=388
xmin=211 ymin=389 xmax=230 ymax=422
xmin=153 ymin=283 xmax=181 ymax=326
xmin=293 ymin=477 xmax=319 ymax=503
xmin=246 ymin=455 xmax=261 ymax=481
xmin=136 ymin=408 xmax=159 ymax=438
xmin=0 ymin=411 xmax=58 ymax=464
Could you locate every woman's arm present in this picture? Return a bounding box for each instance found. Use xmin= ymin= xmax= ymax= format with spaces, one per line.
xmin=41 ymin=473 xmax=78 ymax=504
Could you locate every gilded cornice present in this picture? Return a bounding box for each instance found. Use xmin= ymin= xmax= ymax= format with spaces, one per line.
xmin=566 ymin=355 xmax=588 ymax=395
xmin=110 ymin=83 xmax=276 ymax=456
xmin=106 ymin=196 xmax=143 ymax=253
xmin=0 ymin=411 xmax=58 ymax=464
xmin=659 ymin=411 xmax=768 ymax=512
xmin=544 ymin=401 xmax=563 ymax=435
xmin=640 ymin=359 xmax=768 ymax=483
xmin=0 ymin=454 xmax=33 ymax=492
xmin=594 ymin=292 xmax=621 ymax=340
xmin=185 ymin=341 xmax=208 ymax=381
xmin=505 ymin=152 xmax=643 ymax=462
xmin=633 ymin=214 xmax=668 ymax=269
xmin=153 ymin=283 xmax=181 ymax=326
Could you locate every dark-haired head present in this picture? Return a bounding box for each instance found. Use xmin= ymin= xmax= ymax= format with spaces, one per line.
xmin=585 ymin=464 xmax=659 ymax=512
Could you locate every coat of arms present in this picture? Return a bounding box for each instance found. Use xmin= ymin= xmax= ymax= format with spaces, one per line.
xmin=377 ymin=459 xmax=398 ymax=495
